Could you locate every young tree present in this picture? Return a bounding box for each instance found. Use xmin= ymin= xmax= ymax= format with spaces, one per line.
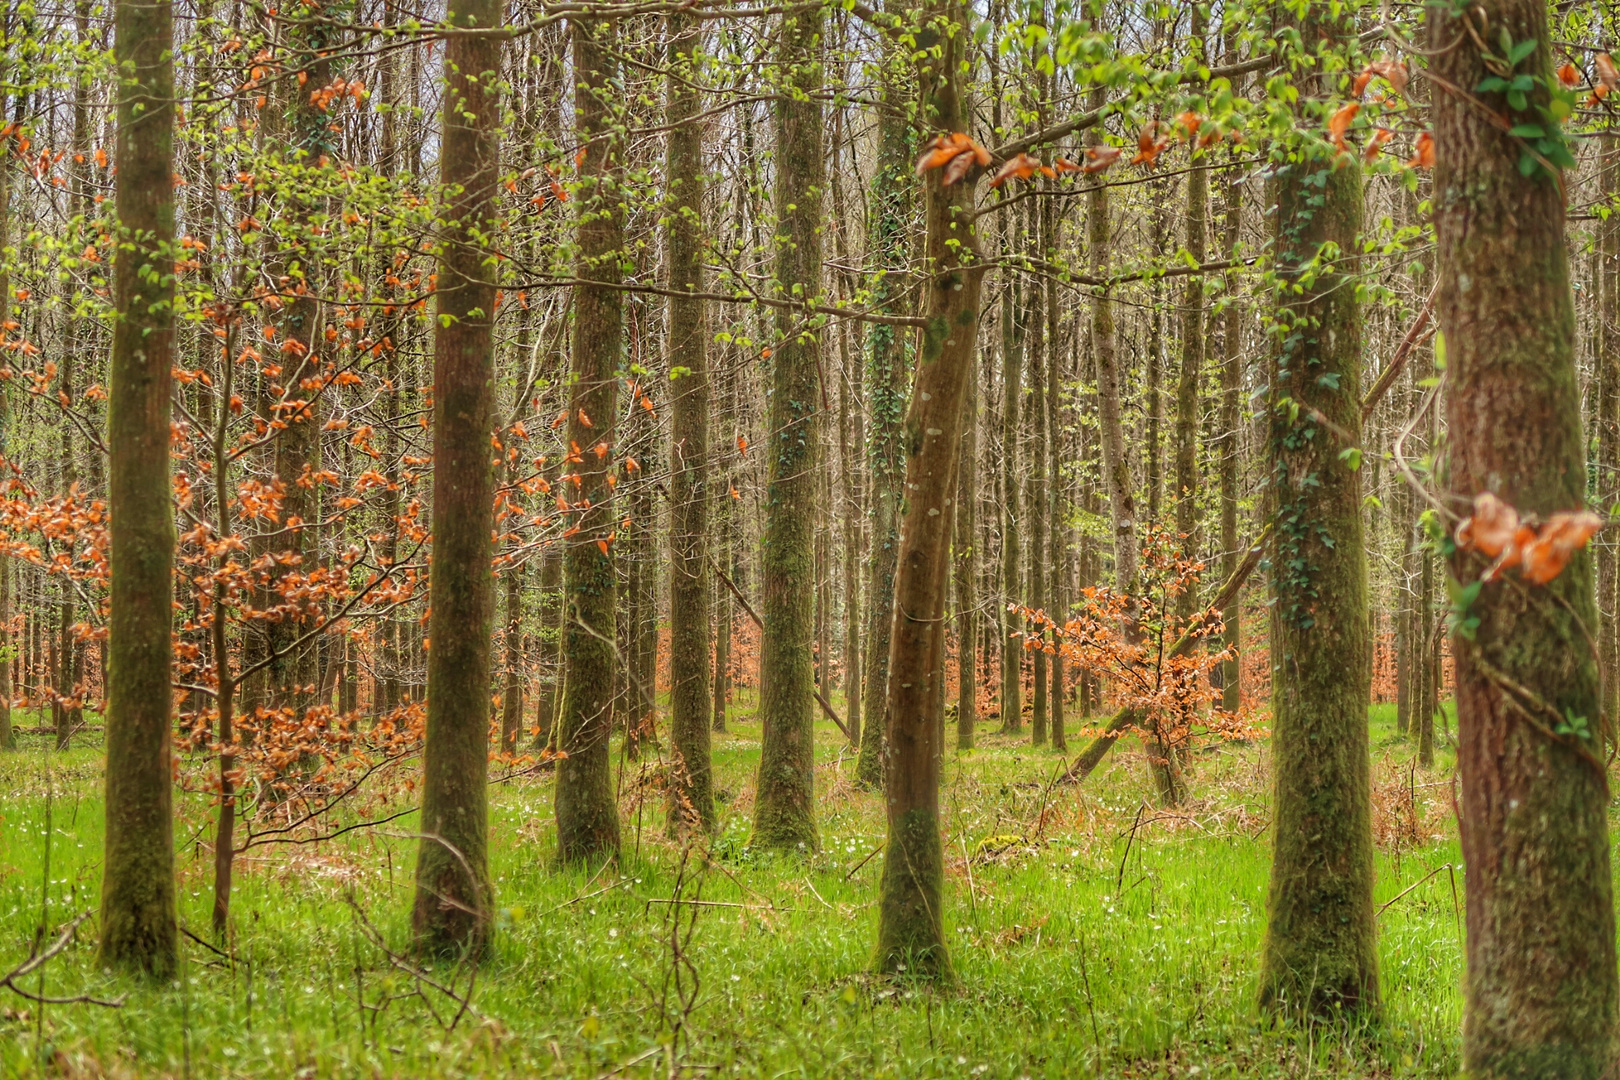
xmin=98 ymin=0 xmax=179 ymax=978
xmin=665 ymin=9 xmax=716 ymax=836
xmin=1434 ymin=1 xmax=1618 ymax=1072
xmin=752 ymin=1 xmax=824 ymax=853
xmin=875 ymin=0 xmax=984 ymax=978
xmin=1257 ymin=4 xmax=1378 ymax=1014
xmin=554 ymin=14 xmax=624 ymax=864
xmin=410 ymin=0 xmax=503 ymax=956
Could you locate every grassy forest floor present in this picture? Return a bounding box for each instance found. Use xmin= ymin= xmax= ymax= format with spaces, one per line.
xmin=0 ymin=697 xmax=1476 ymax=1079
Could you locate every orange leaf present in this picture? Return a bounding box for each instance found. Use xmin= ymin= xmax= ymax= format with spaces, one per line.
xmin=736 ymin=434 xmax=748 ymax=454
xmin=1558 ymin=63 xmax=1581 ymax=88
xmin=1407 ymin=132 xmax=1434 ymax=169
xmin=1176 ymin=110 xmax=1202 ymax=137
xmin=1352 ymin=71 xmax=1373 ymax=99
xmin=1053 ymin=157 xmax=1081 ymax=174
xmin=1082 ymin=145 xmax=1122 ymax=174
xmin=1365 ymin=60 xmax=1408 ymax=96
xmin=988 ymin=152 xmax=1043 ymax=188
xmin=1129 ymin=125 xmax=1169 ymax=167
xmin=914 ymin=132 xmax=973 ymax=176
xmin=1521 ymin=511 xmax=1604 ymax=585
xmin=1363 ymin=127 xmax=1393 ymax=163
xmin=1456 ymin=493 xmax=1520 ymax=558
xmin=577 ymin=408 xmax=592 ymax=428
xmin=1328 ymin=102 xmax=1360 ymax=153
xmin=93 ymin=147 xmax=107 ymax=168
xmin=596 ymin=537 xmax=612 ymax=556
xmin=1599 ymin=53 xmax=1618 ymax=90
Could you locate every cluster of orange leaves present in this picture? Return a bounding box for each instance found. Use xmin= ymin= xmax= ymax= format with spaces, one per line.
xmin=1454 ymin=492 xmax=1603 ymax=585
xmin=1013 ymin=527 xmax=1261 ymax=756
xmin=1561 ymin=53 xmax=1619 ymax=105
xmin=1328 ymin=58 xmax=1433 ymax=167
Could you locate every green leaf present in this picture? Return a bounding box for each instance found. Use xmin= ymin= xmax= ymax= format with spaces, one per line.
xmin=1338 ymin=447 xmax=1362 ymax=471
xmin=1433 ymin=331 xmax=1447 ymax=371
xmin=1518 ymin=152 xmax=1540 ymax=177
xmin=1509 ymin=123 xmax=1545 ymax=138
xmin=1508 ymin=39 xmax=1537 ymax=64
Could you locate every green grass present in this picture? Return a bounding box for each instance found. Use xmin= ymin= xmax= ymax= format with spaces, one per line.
xmin=0 ymin=698 xmax=1475 ymax=1078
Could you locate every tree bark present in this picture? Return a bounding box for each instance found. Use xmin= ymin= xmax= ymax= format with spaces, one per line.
xmin=1434 ymin=3 xmax=1619 ymax=1072
xmin=554 ymin=14 xmax=624 ymax=864
xmin=752 ymin=1 xmax=824 ymax=852
xmin=99 ymin=0 xmax=179 ymax=978
xmin=410 ymin=0 xmax=501 ymax=957
xmin=1257 ymin=2 xmax=1378 ymax=1015
xmin=875 ymin=0 xmax=983 ymax=976
xmin=665 ymin=9 xmax=715 ymax=836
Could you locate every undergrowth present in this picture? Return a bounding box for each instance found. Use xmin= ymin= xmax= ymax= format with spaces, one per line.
xmin=0 ymin=701 xmax=1478 ymax=1078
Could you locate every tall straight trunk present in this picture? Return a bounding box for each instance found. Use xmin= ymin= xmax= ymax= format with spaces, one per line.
xmin=99 ymin=0 xmax=178 ymax=978
xmin=1045 ymin=252 xmax=1064 ymax=751
xmin=1174 ymin=6 xmax=1208 ymax=618
xmin=840 ymin=309 xmax=864 ymax=747
xmin=500 ymin=559 xmax=523 ymax=754
xmin=0 ymin=115 xmax=12 ymax=751
xmin=410 ymin=0 xmax=501 ymax=957
xmin=998 ymin=263 xmax=1023 ymax=733
xmin=554 ymin=15 xmax=623 ymax=864
xmin=752 ymin=1 xmax=823 ymax=851
xmin=665 ymin=9 xmax=714 ymax=835
xmin=1218 ymin=152 xmax=1243 ymax=712
xmin=1394 ymin=479 xmax=1414 ymax=735
xmin=1597 ymin=136 xmax=1618 ymax=735
xmin=1025 ymin=198 xmax=1048 ymax=748
xmin=1418 ymin=548 xmax=1436 ymax=765
xmin=1087 ymin=147 xmax=1137 ymax=596
xmin=875 ymin=0 xmax=983 ymax=975
xmin=1435 ymin=4 xmax=1619 ymax=1072
xmin=856 ymin=19 xmax=911 ymax=786
xmin=534 ymin=525 xmax=562 ymax=746
xmin=954 ymin=349 xmax=977 ymax=752
xmin=1257 ymin=3 xmax=1378 ymax=1014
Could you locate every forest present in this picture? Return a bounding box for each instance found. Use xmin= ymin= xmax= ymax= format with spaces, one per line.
xmin=0 ymin=0 xmax=1615 ymax=1075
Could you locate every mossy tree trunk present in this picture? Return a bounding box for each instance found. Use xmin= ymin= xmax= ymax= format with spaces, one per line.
xmin=554 ymin=14 xmax=623 ymax=864
xmin=665 ymin=9 xmax=715 ymax=836
xmin=856 ymin=11 xmax=912 ymax=786
xmin=1433 ymin=1 xmax=1619 ymax=1073
xmin=409 ymin=0 xmax=501 ymax=957
xmin=875 ymin=0 xmax=983 ymax=976
xmin=99 ymin=0 xmax=178 ymax=978
xmin=1257 ymin=1 xmax=1378 ymax=1016
xmin=752 ymin=2 xmax=823 ymax=853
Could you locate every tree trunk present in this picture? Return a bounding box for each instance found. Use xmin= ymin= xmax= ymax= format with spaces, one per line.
xmin=665 ymin=8 xmax=715 ymax=836
xmin=1434 ymin=5 xmax=1620 ymax=1073
xmin=1257 ymin=3 xmax=1378 ymax=1015
xmin=0 ymin=119 xmax=13 ymax=751
xmin=954 ymin=345 xmax=977 ymax=752
xmin=99 ymin=0 xmax=179 ymax=978
xmin=875 ymin=1 xmax=982 ymax=975
xmin=410 ymin=0 xmax=501 ymax=957
xmin=1218 ymin=144 xmax=1243 ymax=713
xmin=998 ymin=250 xmax=1023 ymax=735
xmin=752 ymin=1 xmax=824 ymax=852
xmin=554 ymin=14 xmax=623 ymax=864
xmin=856 ymin=19 xmax=912 ymax=785
xmin=1025 ymin=197 xmax=1048 ymax=749
xmin=500 ymin=558 xmax=523 ymax=755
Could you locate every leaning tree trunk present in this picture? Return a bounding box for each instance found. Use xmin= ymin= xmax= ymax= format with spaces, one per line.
xmin=1433 ymin=1 xmax=1619 ymax=1073
xmin=409 ymin=0 xmax=501 ymax=957
xmin=1257 ymin=2 xmax=1378 ymax=1015
xmin=875 ymin=0 xmax=983 ymax=977
xmin=751 ymin=1 xmax=824 ymax=853
xmin=664 ymin=8 xmax=715 ymax=836
xmin=554 ymin=14 xmax=623 ymax=864
xmin=99 ymin=0 xmax=179 ymax=979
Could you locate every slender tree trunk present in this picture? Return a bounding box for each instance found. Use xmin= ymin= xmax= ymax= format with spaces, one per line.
xmin=665 ymin=9 xmax=715 ymax=836
xmin=1257 ymin=3 xmax=1378 ymax=1015
xmin=753 ymin=1 xmax=824 ymax=851
xmin=1088 ymin=156 xmax=1137 ymax=597
xmin=875 ymin=0 xmax=982 ymax=975
xmin=99 ymin=0 xmax=178 ymax=978
xmin=998 ymin=259 xmax=1023 ymax=734
xmin=500 ymin=559 xmax=523 ymax=755
xmin=1025 ymin=198 xmax=1048 ymax=748
xmin=554 ymin=14 xmax=623 ymax=864
xmin=0 ymin=117 xmax=13 ymax=751
xmin=1434 ymin=5 xmax=1620 ymax=1073
xmin=1045 ymin=254 xmax=1065 ymax=752
xmin=1174 ymin=6 xmax=1208 ymax=618
xmin=1218 ymin=146 xmax=1243 ymax=713
xmin=410 ymin=0 xmax=501 ymax=956
xmin=955 ymin=347 xmax=977 ymax=752
xmin=1597 ymin=135 xmax=1618 ymax=736
xmin=856 ymin=17 xmax=912 ymax=785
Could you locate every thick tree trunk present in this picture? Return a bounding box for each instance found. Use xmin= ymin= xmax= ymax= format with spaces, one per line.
xmin=1597 ymin=135 xmax=1618 ymax=736
xmin=752 ymin=2 xmax=823 ymax=852
xmin=665 ymin=9 xmax=715 ymax=836
xmin=410 ymin=0 xmax=501 ymax=957
xmin=555 ymin=15 xmax=623 ymax=864
xmin=1257 ymin=4 xmax=1378 ymax=1015
xmin=0 ymin=122 xmax=13 ymax=751
xmin=99 ymin=0 xmax=179 ymax=978
xmin=875 ymin=1 xmax=982 ymax=975
xmin=1434 ymin=4 xmax=1619 ymax=1071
